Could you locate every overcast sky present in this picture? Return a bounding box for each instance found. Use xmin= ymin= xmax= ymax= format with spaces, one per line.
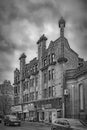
xmin=0 ymin=0 xmax=87 ymax=84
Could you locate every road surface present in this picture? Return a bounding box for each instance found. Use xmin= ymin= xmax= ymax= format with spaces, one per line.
xmin=0 ymin=121 xmax=51 ymax=130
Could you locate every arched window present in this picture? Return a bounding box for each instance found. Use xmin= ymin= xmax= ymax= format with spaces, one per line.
xmin=79 ymin=84 xmax=84 ymax=111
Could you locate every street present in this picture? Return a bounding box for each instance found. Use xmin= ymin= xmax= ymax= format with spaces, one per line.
xmin=0 ymin=121 xmax=51 ymax=130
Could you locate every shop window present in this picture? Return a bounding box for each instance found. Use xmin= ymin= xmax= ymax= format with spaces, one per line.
xmin=79 ymin=84 xmax=84 ymax=111
xmin=29 ymin=111 xmax=35 ymax=118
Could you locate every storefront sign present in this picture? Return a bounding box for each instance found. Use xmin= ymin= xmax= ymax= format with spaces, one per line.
xmin=11 ymin=105 xmax=22 ymax=112
xmin=23 ymin=105 xmax=29 ymax=112
xmin=28 ymin=103 xmax=34 ymax=110
xmin=42 ymin=104 xmax=52 ymax=109
xmin=36 ymin=98 xmax=62 ymax=110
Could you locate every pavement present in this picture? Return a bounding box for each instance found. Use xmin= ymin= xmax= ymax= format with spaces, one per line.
xmin=22 ymin=121 xmax=52 ymax=127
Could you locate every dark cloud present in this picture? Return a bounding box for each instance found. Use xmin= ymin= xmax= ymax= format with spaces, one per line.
xmin=0 ymin=0 xmax=86 ymax=83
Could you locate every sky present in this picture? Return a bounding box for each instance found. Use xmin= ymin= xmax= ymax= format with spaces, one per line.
xmin=0 ymin=0 xmax=87 ymax=84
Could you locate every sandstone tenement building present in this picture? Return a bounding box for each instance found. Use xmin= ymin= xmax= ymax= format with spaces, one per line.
xmin=12 ymin=17 xmax=87 ymax=122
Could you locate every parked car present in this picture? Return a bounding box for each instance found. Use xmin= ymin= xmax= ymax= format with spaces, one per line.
xmin=51 ymin=118 xmax=87 ymax=130
xmin=4 ymin=115 xmax=21 ymax=126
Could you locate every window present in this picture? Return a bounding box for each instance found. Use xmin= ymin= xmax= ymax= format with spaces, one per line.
xmin=52 ymin=53 xmax=55 ymax=62
xmin=49 ymin=87 xmax=52 ymax=97
xmin=44 ymin=89 xmax=47 ymax=98
xmin=14 ymin=97 xmax=19 ymax=105
xmin=17 ymin=85 xmax=20 ymax=93
xmin=23 ymin=94 xmax=28 ymax=103
xmin=25 ymin=81 xmax=28 ymax=90
xmin=14 ymin=86 xmax=17 ymax=94
xmin=35 ymin=76 xmax=38 ymax=86
xmin=35 ymin=64 xmax=38 ymax=72
xmin=52 ymin=86 xmax=55 ymax=97
xmin=48 ymin=70 xmax=51 ymax=80
xmin=44 ymin=59 xmax=46 ymax=67
xmin=52 ymin=69 xmax=55 ymax=80
xmin=48 ymin=55 xmax=51 ymax=64
xmin=44 ymin=72 xmax=47 ymax=83
xmin=30 ymin=92 xmax=34 ymax=101
xmin=26 ymin=94 xmax=29 ymax=102
xmin=79 ymin=84 xmax=84 ymax=110
xmin=32 ymin=66 xmax=35 ymax=73
xmin=30 ymin=78 xmax=34 ymax=87
xmin=23 ymin=81 xmax=26 ymax=91
xmin=49 ymin=86 xmax=54 ymax=97
xmin=36 ymin=91 xmax=38 ymax=100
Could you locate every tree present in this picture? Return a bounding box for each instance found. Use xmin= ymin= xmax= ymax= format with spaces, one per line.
xmin=0 ymin=80 xmax=14 ymax=116
xmin=0 ymin=94 xmax=12 ymax=115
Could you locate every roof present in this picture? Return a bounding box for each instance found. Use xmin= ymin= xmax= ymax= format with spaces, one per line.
xmin=19 ymin=53 xmax=26 ymax=60
xmin=37 ymin=34 xmax=47 ymax=44
xmin=66 ymin=61 xmax=87 ymax=80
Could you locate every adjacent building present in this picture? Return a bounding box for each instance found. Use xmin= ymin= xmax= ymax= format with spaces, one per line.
xmin=0 ymin=80 xmax=14 ymax=115
xmin=12 ymin=17 xmax=87 ymax=122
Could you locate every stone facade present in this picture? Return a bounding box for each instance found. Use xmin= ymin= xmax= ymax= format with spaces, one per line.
xmin=13 ymin=17 xmax=87 ymax=122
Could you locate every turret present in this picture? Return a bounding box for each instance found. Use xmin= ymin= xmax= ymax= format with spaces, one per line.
xmin=58 ymin=17 xmax=67 ymax=63
xmin=19 ymin=53 xmax=26 ymax=80
xmin=37 ymin=34 xmax=47 ymax=58
xmin=59 ymin=17 xmax=66 ymax=37
xmin=37 ymin=34 xmax=47 ymax=68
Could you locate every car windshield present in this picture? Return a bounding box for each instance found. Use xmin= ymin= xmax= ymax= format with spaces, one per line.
xmin=68 ymin=119 xmax=86 ymax=127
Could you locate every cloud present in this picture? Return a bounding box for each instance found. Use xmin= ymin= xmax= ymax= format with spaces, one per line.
xmin=0 ymin=0 xmax=87 ymax=83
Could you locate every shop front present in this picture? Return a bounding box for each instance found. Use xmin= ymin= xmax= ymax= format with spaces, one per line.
xmin=34 ymin=98 xmax=62 ymax=123
xmin=23 ymin=104 xmax=29 ymax=120
xmin=28 ymin=103 xmax=36 ymax=121
xmin=11 ymin=105 xmax=22 ymax=120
